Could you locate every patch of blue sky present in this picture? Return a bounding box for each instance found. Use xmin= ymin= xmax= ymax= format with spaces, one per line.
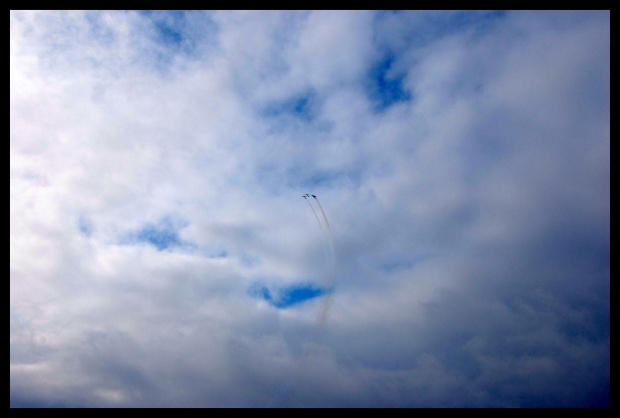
xmin=366 ymin=53 xmax=411 ymax=112
xmin=139 ymin=10 xmax=186 ymax=49
xmin=121 ymin=216 xmax=195 ymax=251
xmin=171 ymin=242 xmax=229 ymax=259
xmin=137 ymin=227 xmax=181 ymax=250
xmin=369 ymin=11 xmax=508 ymax=110
xmin=248 ymin=282 xmax=328 ymax=309
xmin=132 ymin=11 xmax=215 ymax=75
xmin=248 ymin=282 xmax=272 ymax=302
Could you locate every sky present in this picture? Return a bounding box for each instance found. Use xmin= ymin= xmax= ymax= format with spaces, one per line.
xmin=10 ymin=10 xmax=610 ymax=408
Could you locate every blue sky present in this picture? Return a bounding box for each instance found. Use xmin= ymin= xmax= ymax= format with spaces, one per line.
xmin=10 ymin=10 xmax=609 ymax=407
xmin=248 ymin=282 xmax=327 ymax=309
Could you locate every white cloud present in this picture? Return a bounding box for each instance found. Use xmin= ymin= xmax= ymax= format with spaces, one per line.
xmin=11 ymin=10 xmax=609 ymax=407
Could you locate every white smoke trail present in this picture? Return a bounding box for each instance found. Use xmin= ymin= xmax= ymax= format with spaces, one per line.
xmin=302 ymin=196 xmax=337 ymax=398
xmin=305 ymin=197 xmax=324 ymax=232
xmin=312 ymin=197 xmax=333 ymax=241
xmin=313 ymin=196 xmax=335 ymax=273
xmin=265 ymin=195 xmax=335 ymax=407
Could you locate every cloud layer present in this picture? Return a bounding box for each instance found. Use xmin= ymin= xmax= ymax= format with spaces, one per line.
xmin=10 ymin=11 xmax=609 ymax=407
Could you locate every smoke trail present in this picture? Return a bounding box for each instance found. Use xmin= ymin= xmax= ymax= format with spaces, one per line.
xmin=306 ymin=196 xmax=332 ymax=280
xmin=265 ymin=195 xmax=335 ymax=407
xmin=312 ymin=197 xmax=333 ymax=241
xmin=304 ymin=196 xmax=337 ymax=392
xmin=305 ymin=197 xmax=324 ymax=232
xmin=313 ymin=196 xmax=335 ymax=272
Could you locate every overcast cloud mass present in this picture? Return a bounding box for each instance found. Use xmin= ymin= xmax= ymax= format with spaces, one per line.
xmin=10 ymin=10 xmax=609 ymax=407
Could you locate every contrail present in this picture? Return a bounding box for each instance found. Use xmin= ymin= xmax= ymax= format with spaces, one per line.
xmin=306 ymin=196 xmax=332 ymax=277
xmin=307 ymin=196 xmax=336 ymax=345
xmin=304 ymin=196 xmax=337 ymax=395
xmin=312 ymin=196 xmax=333 ymax=243
xmin=305 ymin=197 xmax=324 ymax=232
xmin=313 ymin=196 xmax=335 ymax=273
xmin=265 ymin=195 xmax=335 ymax=407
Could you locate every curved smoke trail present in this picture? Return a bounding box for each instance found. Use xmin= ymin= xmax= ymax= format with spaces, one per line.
xmin=313 ymin=196 xmax=335 ymax=276
xmin=305 ymin=197 xmax=324 ymax=232
xmin=312 ymin=197 xmax=333 ymax=243
xmin=310 ymin=196 xmax=336 ymax=346
xmin=265 ymin=195 xmax=336 ymax=407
